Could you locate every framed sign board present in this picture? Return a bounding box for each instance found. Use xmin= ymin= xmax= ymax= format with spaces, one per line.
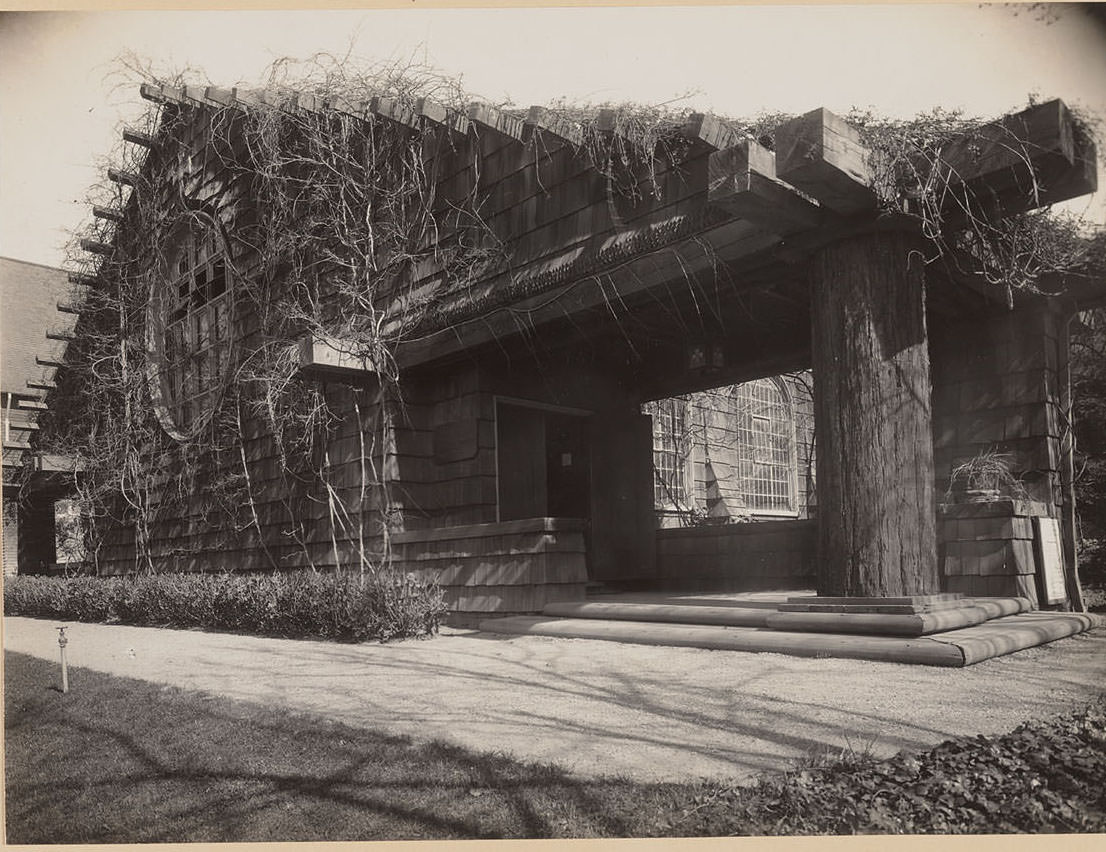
xmin=1033 ymin=516 xmax=1068 ymax=605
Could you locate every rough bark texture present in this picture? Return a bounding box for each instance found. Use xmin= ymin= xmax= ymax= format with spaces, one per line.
xmin=810 ymin=229 xmax=939 ymax=597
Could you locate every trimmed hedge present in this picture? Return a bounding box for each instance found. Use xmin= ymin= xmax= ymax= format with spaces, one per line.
xmin=3 ymin=571 xmax=447 ymax=642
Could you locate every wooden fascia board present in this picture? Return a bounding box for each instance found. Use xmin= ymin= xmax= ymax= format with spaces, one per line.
xmin=394 ymin=217 xmax=781 ymax=370
xmin=467 ymin=103 xmax=527 ymax=142
xmin=523 ymin=106 xmax=583 ymax=148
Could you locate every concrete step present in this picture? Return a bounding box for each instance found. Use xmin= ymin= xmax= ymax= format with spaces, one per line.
xmin=542 ymin=597 xmax=1032 ymax=637
xmin=542 ymin=601 xmax=772 ymax=628
xmin=478 ymin=611 xmax=1103 ymax=667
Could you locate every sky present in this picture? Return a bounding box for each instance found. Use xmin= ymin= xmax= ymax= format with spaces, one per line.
xmin=2 ymin=4 xmax=1105 ymax=269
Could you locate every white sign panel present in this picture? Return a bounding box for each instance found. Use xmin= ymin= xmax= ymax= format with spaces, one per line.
xmin=1034 ymin=516 xmax=1067 ymax=605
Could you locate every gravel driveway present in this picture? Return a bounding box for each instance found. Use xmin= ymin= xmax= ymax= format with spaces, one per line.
xmin=5 ymin=616 xmax=1104 ymax=783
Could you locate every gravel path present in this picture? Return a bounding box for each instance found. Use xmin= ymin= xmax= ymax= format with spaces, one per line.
xmin=5 ymin=615 xmax=1104 ymax=783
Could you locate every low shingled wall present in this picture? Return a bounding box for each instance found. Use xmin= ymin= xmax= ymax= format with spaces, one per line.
xmin=390 ymin=517 xmax=588 ymax=614
xmin=654 ymin=519 xmax=816 ymax=591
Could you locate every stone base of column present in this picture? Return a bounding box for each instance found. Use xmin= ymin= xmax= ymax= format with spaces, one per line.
xmin=766 ymin=593 xmax=1030 ymax=637
xmin=779 ymin=593 xmax=965 ymax=615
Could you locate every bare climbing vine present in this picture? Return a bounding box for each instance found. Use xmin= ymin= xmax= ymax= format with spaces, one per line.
xmin=35 ymin=55 xmax=1104 ymax=576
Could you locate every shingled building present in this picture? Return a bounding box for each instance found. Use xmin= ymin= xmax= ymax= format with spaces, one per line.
xmin=44 ymin=80 xmax=1105 ymax=633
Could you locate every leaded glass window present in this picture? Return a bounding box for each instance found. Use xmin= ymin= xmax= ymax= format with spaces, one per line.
xmin=149 ymin=225 xmax=234 ymax=440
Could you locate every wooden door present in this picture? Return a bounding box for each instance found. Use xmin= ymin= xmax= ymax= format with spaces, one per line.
xmin=496 ymin=402 xmax=547 ymax=521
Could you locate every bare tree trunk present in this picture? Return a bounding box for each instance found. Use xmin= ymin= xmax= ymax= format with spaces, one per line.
xmin=810 ymin=229 xmax=939 ymax=597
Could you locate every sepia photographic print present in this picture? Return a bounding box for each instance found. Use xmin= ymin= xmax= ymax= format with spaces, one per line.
xmin=2 ymin=3 xmax=1106 ymax=846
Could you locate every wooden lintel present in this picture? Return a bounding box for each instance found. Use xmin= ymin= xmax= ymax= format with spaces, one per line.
xmin=935 ymin=99 xmax=1097 ymax=220
xmin=8 ymin=421 xmax=40 ymax=432
xmin=57 ymin=302 xmax=84 ymax=315
xmin=27 ymin=380 xmax=57 ymax=391
xmin=298 ymin=335 xmax=377 ymax=382
xmin=524 ymin=106 xmax=583 ymax=147
xmin=92 ymin=205 xmax=124 ymax=223
xmin=35 ymin=356 xmax=65 ymax=369
xmin=774 ymin=108 xmax=878 ymax=215
xmin=46 ymin=331 xmax=75 ymax=342
xmin=16 ymin=399 xmax=47 ymax=411
xmin=708 ymin=140 xmax=822 ymax=234
xmin=683 ymin=113 xmax=741 ymax=152
xmin=122 ymin=128 xmax=157 ymax=149
xmin=67 ymin=271 xmax=99 ymax=286
xmin=107 ymin=168 xmax=138 ymax=187
xmin=79 ymin=238 xmax=112 ymax=256
xmin=467 ymin=103 xmax=526 ymax=141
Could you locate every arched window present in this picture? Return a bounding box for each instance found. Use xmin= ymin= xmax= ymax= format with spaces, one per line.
xmin=732 ymin=378 xmax=796 ymax=514
xmin=148 ymin=223 xmax=234 ymax=440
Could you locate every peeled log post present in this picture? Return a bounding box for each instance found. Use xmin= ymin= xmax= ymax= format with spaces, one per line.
xmin=810 ymin=228 xmax=939 ymax=597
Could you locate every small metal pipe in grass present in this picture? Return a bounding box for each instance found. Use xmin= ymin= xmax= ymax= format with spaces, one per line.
xmin=56 ymin=627 xmax=69 ymax=693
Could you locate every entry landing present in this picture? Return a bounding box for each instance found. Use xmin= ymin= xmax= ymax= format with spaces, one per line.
xmin=478 ymin=591 xmax=1102 ymax=667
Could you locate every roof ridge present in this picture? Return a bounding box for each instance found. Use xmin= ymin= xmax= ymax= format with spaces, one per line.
xmin=0 ymin=256 xmax=67 ymax=273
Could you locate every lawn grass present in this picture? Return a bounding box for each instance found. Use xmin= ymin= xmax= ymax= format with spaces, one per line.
xmin=5 ymin=650 xmax=1105 ymax=842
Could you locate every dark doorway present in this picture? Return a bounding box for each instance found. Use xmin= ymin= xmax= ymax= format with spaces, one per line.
xmin=546 ymin=412 xmax=590 ymax=518
xmin=496 ymin=401 xmax=591 ymax=521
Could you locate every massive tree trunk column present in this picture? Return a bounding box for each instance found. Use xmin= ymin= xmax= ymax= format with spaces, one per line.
xmin=810 ymin=229 xmax=939 ymax=597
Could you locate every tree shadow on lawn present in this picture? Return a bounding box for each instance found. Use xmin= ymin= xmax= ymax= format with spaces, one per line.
xmin=181 ymin=627 xmax=1106 ymax=777
xmin=3 ymin=651 xmax=668 ymax=844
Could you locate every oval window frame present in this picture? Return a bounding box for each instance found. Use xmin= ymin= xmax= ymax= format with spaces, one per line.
xmin=146 ymin=216 xmax=236 ymax=442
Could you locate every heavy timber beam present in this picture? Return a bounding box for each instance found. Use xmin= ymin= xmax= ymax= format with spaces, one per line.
xmin=122 ymin=128 xmax=157 ymax=149
xmin=810 ymin=228 xmax=940 ymax=597
xmin=934 ymin=98 xmax=1097 ymax=219
xmin=683 ymin=113 xmax=742 ymax=152
xmin=79 ymin=238 xmax=112 ymax=256
xmin=107 ymin=168 xmax=138 ymax=187
xmin=92 ymin=205 xmax=123 ymax=223
xmin=68 ymin=272 xmax=99 ymax=286
xmin=708 ymin=140 xmax=822 ymax=234
xmin=774 ymin=108 xmax=877 ymax=215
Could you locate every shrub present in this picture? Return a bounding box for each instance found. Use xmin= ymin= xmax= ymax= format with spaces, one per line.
xmin=3 ymin=570 xmax=446 ymax=642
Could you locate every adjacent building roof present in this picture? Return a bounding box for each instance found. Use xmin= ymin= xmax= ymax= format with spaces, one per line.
xmin=1 ymin=256 xmax=72 ymax=397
